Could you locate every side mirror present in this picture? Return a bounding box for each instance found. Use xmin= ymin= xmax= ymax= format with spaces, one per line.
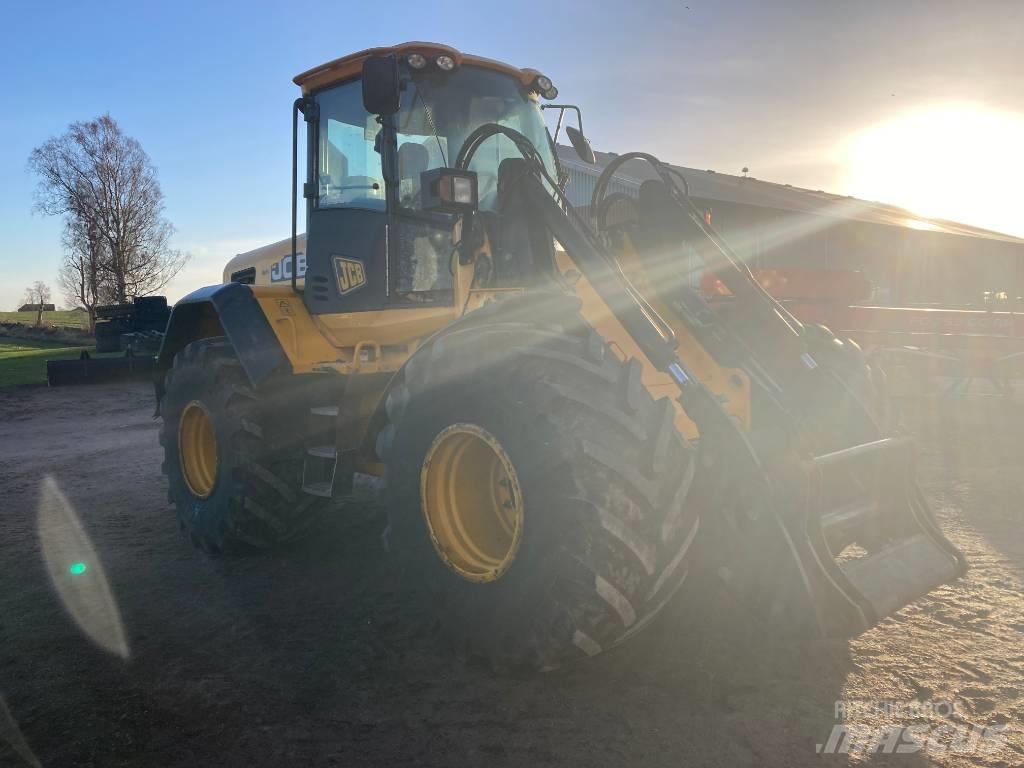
xmin=565 ymin=125 xmax=596 ymax=165
xmin=362 ymin=55 xmax=401 ymax=116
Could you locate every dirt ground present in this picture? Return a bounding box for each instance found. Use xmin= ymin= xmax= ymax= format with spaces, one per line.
xmin=1 ymin=382 xmax=1021 ymax=767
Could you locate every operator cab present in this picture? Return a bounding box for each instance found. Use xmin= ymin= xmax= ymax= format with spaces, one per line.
xmin=293 ymin=43 xmax=564 ymax=315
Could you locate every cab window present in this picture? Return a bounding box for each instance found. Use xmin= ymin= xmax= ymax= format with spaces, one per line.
xmin=316 ymin=81 xmax=386 ymax=210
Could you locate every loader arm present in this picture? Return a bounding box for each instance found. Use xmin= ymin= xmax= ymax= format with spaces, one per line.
xmin=589 ymin=153 xmax=863 ymax=436
xmin=472 ymin=129 xmax=966 ymax=638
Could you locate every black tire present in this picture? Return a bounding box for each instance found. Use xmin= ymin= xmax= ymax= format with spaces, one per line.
xmin=94 ymin=320 xmax=123 ymax=354
xmin=159 ymin=337 xmax=328 ymax=553
xmin=381 ymin=319 xmax=699 ymax=671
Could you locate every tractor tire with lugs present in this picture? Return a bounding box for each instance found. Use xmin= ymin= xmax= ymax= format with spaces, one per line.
xmin=159 ymin=337 xmax=328 ymax=553
xmin=381 ymin=319 xmax=699 ymax=670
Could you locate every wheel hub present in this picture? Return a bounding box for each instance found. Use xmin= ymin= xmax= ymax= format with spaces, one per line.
xmin=420 ymin=423 xmax=524 ymax=583
xmin=179 ymin=400 xmax=219 ymax=499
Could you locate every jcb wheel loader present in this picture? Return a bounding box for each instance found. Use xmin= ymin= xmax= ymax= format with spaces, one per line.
xmin=155 ymin=42 xmax=966 ymax=671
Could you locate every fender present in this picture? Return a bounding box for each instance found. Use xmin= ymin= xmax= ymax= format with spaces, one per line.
xmin=362 ymin=290 xmax=586 ymax=461
xmin=155 ymin=283 xmax=292 ymax=402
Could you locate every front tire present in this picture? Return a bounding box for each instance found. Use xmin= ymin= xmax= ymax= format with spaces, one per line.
xmin=159 ymin=337 xmax=327 ymax=553
xmin=383 ymin=320 xmax=699 ymax=671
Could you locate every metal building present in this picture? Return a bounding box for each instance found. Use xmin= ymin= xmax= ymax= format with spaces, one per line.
xmin=557 ymin=146 xmax=1024 ymax=308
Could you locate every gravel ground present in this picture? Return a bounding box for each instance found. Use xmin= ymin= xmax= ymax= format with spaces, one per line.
xmin=0 ymin=382 xmax=1021 ymax=767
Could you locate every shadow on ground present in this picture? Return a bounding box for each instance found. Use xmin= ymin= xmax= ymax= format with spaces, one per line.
xmin=3 ymin=383 xmax=1020 ymax=767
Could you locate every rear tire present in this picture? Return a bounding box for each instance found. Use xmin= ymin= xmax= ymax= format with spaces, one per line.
xmin=159 ymin=337 xmax=328 ymax=553
xmin=94 ymin=320 xmax=124 ymax=354
xmin=382 ymin=319 xmax=699 ymax=671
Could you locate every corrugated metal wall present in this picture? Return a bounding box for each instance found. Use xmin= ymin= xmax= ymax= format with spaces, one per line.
xmin=557 ymin=157 xmax=1024 ymax=307
xmin=561 ymin=159 xmax=639 ymax=210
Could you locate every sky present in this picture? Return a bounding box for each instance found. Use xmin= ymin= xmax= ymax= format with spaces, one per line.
xmin=1 ymin=0 xmax=1022 ymax=310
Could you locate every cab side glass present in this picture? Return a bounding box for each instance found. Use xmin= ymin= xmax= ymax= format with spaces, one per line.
xmin=317 ymin=82 xmax=386 ymax=210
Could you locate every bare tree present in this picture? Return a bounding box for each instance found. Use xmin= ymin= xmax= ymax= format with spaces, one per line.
xmin=57 ymin=216 xmax=108 ymax=332
xmin=22 ymin=281 xmax=52 ymax=326
xmin=27 ymin=114 xmax=189 ymax=303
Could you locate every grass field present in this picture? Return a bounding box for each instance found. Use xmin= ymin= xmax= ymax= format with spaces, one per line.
xmin=0 ymin=310 xmax=90 ymax=329
xmin=0 ymin=338 xmax=93 ymax=387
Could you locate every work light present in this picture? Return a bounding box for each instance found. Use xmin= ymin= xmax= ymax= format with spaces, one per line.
xmin=435 ymin=54 xmax=456 ymax=71
xmin=534 ymin=75 xmax=558 ymax=100
xmin=407 ymin=53 xmax=427 ymax=69
xmin=420 ymin=168 xmax=478 ymax=213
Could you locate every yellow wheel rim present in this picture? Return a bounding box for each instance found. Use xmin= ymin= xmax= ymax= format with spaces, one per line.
xmin=420 ymin=423 xmax=524 ymax=583
xmin=179 ymin=400 xmax=219 ymax=499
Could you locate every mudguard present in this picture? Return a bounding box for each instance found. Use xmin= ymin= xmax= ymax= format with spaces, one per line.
xmin=155 ymin=283 xmax=292 ymax=402
xmin=365 ymin=290 xmax=586 ymax=461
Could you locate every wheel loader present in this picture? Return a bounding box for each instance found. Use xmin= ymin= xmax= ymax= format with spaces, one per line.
xmin=155 ymin=42 xmax=966 ymax=670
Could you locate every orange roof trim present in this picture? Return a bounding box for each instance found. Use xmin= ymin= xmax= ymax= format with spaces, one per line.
xmin=293 ymin=41 xmax=543 ymax=95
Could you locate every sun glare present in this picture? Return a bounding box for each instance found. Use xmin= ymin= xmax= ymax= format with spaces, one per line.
xmin=842 ymin=104 xmax=1024 ymax=238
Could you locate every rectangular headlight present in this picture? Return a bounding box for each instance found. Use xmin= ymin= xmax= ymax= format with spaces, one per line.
xmin=451 ymin=175 xmax=474 ymax=204
xmin=420 ymin=168 xmax=479 ymax=214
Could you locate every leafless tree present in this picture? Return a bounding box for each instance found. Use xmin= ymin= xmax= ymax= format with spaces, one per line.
xmin=27 ymin=114 xmax=189 ymax=304
xmin=57 ymin=216 xmax=108 ymax=332
xmin=22 ymin=281 xmax=52 ymax=326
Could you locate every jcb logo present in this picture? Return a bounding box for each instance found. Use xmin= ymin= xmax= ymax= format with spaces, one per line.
xmin=334 ymin=256 xmax=367 ymax=295
xmin=270 ymin=252 xmax=305 ymax=282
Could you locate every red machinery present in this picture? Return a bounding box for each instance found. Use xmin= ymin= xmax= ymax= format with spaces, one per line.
xmin=700 ymin=269 xmax=1024 ymax=395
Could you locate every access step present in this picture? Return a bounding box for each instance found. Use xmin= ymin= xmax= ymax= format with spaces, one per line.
xmin=306 ymin=445 xmax=337 ymax=459
xmin=301 ymin=402 xmax=340 ymax=498
xmin=301 ymin=481 xmax=334 ymax=498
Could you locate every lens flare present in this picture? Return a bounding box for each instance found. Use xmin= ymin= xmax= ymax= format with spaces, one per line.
xmin=0 ymin=696 xmax=41 ymax=768
xmin=37 ymin=475 xmax=129 ymax=659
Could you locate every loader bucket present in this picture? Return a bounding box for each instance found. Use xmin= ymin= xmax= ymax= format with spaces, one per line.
xmin=782 ymin=436 xmax=967 ymax=637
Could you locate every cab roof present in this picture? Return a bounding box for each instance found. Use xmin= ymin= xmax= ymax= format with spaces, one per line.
xmin=293 ymin=41 xmax=543 ymax=95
